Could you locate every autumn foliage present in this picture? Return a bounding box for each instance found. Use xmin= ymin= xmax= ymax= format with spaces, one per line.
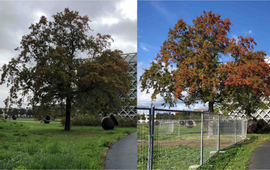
xmin=140 ymin=11 xmax=270 ymax=114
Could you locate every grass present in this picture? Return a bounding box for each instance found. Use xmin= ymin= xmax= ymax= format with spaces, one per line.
xmin=0 ymin=118 xmax=136 ymax=169
xmin=137 ymin=122 xmax=247 ymax=170
xmin=8 ymin=118 xmax=61 ymax=122
xmin=198 ymin=133 xmax=270 ymax=170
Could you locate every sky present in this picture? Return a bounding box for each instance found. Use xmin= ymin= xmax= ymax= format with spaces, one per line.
xmin=137 ymin=1 xmax=270 ymax=110
xmin=0 ymin=0 xmax=137 ymax=108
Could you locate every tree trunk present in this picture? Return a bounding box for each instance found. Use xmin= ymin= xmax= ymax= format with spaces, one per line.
xmin=207 ymin=101 xmax=214 ymax=138
xmin=65 ymin=96 xmax=72 ymax=131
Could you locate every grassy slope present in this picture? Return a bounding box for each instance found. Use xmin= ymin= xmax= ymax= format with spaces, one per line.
xmin=0 ymin=118 xmax=136 ymax=169
xmin=198 ymin=134 xmax=270 ymax=170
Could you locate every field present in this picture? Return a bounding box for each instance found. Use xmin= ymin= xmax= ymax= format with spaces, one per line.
xmin=137 ymin=121 xmax=245 ymax=170
xmin=0 ymin=118 xmax=136 ymax=169
xmin=8 ymin=118 xmax=61 ymax=122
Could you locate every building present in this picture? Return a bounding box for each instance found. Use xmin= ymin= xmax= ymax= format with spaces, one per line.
xmin=117 ymin=53 xmax=137 ymax=118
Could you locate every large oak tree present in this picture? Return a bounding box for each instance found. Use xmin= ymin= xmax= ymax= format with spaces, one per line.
xmin=140 ymin=11 xmax=270 ymax=116
xmin=0 ymin=8 xmax=131 ymax=131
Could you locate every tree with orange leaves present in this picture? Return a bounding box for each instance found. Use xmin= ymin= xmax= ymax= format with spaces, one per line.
xmin=219 ymin=37 xmax=270 ymax=116
xmin=140 ymin=11 xmax=270 ymax=117
xmin=141 ymin=11 xmax=232 ymax=113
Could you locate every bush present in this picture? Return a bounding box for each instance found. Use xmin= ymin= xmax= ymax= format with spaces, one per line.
xmin=61 ymin=114 xmax=102 ymax=126
xmin=60 ymin=114 xmax=137 ymax=127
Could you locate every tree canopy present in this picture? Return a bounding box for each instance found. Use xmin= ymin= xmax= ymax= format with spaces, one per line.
xmin=0 ymin=8 xmax=131 ymax=130
xmin=140 ymin=11 xmax=270 ymax=114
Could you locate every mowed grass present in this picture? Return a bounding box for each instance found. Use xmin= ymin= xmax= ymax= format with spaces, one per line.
xmin=198 ymin=133 xmax=270 ymax=170
xmin=0 ymin=118 xmax=136 ymax=169
xmin=8 ymin=118 xmax=61 ymax=122
xmin=137 ymin=123 xmax=247 ymax=169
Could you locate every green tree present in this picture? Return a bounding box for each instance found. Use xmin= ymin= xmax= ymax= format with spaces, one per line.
xmin=141 ymin=113 xmax=146 ymax=120
xmin=26 ymin=109 xmax=33 ymax=115
xmin=0 ymin=109 xmax=3 ymax=116
xmin=12 ymin=108 xmax=19 ymax=115
xmin=0 ymin=8 xmax=131 ymax=131
xmin=19 ymin=109 xmax=26 ymax=115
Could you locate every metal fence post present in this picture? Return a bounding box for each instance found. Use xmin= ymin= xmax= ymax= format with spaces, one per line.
xmin=200 ymin=112 xmax=204 ymax=165
xmin=235 ymin=115 xmax=237 ymax=143
xmin=218 ymin=114 xmax=220 ymax=152
xmin=151 ymin=106 xmax=155 ymax=170
xmin=148 ymin=107 xmax=152 ymax=170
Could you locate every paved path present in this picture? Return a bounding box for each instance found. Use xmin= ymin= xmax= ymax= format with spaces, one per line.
xmin=249 ymin=140 xmax=270 ymax=169
xmin=105 ymin=132 xmax=137 ymax=170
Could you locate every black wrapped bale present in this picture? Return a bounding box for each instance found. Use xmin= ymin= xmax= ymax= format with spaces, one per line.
xmin=110 ymin=114 xmax=118 ymax=126
xmin=154 ymin=121 xmax=160 ymax=125
xmin=186 ymin=120 xmax=194 ymax=128
xmin=44 ymin=116 xmax=51 ymax=124
xmin=12 ymin=115 xmax=17 ymax=120
xmin=101 ymin=116 xmax=115 ymax=130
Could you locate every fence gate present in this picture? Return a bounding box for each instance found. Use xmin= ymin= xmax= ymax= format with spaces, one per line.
xmin=136 ymin=106 xmax=248 ymax=170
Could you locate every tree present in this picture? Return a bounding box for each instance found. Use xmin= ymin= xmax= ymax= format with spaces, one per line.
xmin=140 ymin=11 xmax=232 ymax=113
xmin=12 ymin=108 xmax=19 ymax=115
xmin=142 ymin=113 xmax=146 ymax=120
xmin=219 ymin=37 xmax=270 ymax=117
xmin=26 ymin=109 xmax=33 ymax=115
xmin=19 ymin=108 xmax=26 ymax=115
xmin=0 ymin=8 xmax=131 ymax=131
xmin=140 ymin=11 xmax=270 ymax=116
xmin=0 ymin=109 xmax=3 ymax=116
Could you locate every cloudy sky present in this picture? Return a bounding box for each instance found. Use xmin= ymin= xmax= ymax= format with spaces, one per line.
xmin=0 ymin=0 xmax=137 ymax=108
xmin=137 ymin=1 xmax=270 ymax=110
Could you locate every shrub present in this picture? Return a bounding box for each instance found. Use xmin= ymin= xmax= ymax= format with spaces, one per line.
xmin=60 ymin=114 xmax=137 ymax=127
xmin=61 ymin=114 xmax=102 ymax=126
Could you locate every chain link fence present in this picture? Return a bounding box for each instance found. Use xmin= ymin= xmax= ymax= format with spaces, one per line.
xmin=137 ymin=107 xmax=247 ymax=170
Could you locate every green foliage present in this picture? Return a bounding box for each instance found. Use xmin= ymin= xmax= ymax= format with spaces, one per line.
xmin=12 ymin=108 xmax=19 ymax=115
xmin=0 ymin=8 xmax=131 ymax=131
xmin=60 ymin=115 xmax=136 ymax=127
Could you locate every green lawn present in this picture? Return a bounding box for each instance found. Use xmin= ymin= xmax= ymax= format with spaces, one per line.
xmin=0 ymin=118 xmax=136 ymax=169
xmin=137 ymin=122 xmax=247 ymax=170
xmin=198 ymin=133 xmax=270 ymax=170
xmin=8 ymin=118 xmax=62 ymax=122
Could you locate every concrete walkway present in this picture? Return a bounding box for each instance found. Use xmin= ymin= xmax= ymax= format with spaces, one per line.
xmin=105 ymin=132 xmax=137 ymax=170
xmin=249 ymin=140 xmax=270 ymax=169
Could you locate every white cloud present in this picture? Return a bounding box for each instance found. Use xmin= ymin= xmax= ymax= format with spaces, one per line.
xmin=140 ymin=43 xmax=149 ymax=51
xmin=245 ymin=30 xmax=252 ymax=34
xmin=117 ymin=0 xmax=137 ymax=21
xmin=101 ymin=17 xmax=119 ymax=26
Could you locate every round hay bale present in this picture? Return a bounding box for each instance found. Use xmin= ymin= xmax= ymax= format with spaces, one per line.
xmin=110 ymin=114 xmax=118 ymax=126
xmin=44 ymin=116 xmax=51 ymax=124
xmin=12 ymin=115 xmax=17 ymax=120
xmin=101 ymin=116 xmax=115 ymax=130
xmin=186 ymin=120 xmax=194 ymax=128
xmin=179 ymin=120 xmax=185 ymax=125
